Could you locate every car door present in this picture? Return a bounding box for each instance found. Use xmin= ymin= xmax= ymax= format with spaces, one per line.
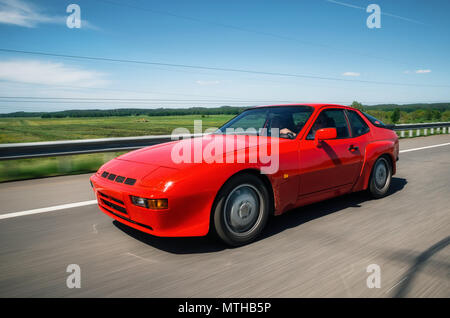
xmin=298 ymin=108 xmax=363 ymax=196
xmin=344 ymin=109 xmax=372 ymax=174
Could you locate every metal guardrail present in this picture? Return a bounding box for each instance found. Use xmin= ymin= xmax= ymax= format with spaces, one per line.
xmin=391 ymin=122 xmax=450 ymax=138
xmin=0 ymin=134 xmax=202 ymax=160
xmin=0 ymin=123 xmax=449 ymax=160
xmin=391 ymin=122 xmax=450 ymax=130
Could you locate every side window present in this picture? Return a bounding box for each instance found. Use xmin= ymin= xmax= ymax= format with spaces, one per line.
xmin=347 ymin=110 xmax=370 ymax=137
xmin=307 ymin=109 xmax=350 ymax=140
xmin=292 ymin=112 xmax=311 ymax=128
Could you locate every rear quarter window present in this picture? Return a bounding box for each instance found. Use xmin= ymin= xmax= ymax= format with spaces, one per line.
xmin=347 ymin=110 xmax=370 ymax=137
xmin=362 ymin=112 xmax=387 ymax=128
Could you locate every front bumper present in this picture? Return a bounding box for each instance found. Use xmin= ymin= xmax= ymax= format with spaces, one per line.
xmin=90 ymin=173 xmax=213 ymax=237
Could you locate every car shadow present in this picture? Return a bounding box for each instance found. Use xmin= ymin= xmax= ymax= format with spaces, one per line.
xmin=391 ymin=235 xmax=450 ymax=297
xmin=113 ymin=177 xmax=407 ymax=254
xmin=260 ymin=177 xmax=407 ymax=241
xmin=113 ymin=220 xmax=226 ymax=254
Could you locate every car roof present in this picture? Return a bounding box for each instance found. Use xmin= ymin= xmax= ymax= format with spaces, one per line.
xmin=250 ymin=103 xmax=350 ymax=110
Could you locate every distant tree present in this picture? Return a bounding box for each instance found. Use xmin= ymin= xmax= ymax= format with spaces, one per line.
xmin=390 ymin=108 xmax=400 ymax=124
xmin=431 ymin=109 xmax=441 ymax=121
xmin=399 ymin=110 xmax=410 ymax=123
xmin=366 ymin=110 xmax=390 ymax=123
xmin=350 ymin=101 xmax=364 ymax=111
xmin=410 ymin=110 xmax=425 ymax=122
xmin=441 ymin=110 xmax=450 ymax=122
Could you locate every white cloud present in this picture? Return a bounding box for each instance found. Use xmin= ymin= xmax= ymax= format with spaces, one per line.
xmin=195 ymin=80 xmax=220 ymax=86
xmin=0 ymin=60 xmax=108 ymax=87
xmin=342 ymin=72 xmax=360 ymax=77
xmin=0 ymin=0 xmax=62 ymax=27
xmin=0 ymin=0 xmax=98 ymax=29
xmin=415 ymin=69 xmax=431 ymax=74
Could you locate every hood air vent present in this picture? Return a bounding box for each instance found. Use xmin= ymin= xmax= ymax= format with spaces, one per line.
xmin=100 ymin=171 xmax=136 ymax=186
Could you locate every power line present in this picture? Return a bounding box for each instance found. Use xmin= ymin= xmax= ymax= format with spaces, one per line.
xmin=0 ymin=79 xmax=257 ymax=100
xmin=0 ymin=99 xmax=448 ymax=108
xmin=0 ymin=100 xmax=259 ymax=104
xmin=0 ymin=96 xmax=295 ymax=103
xmin=0 ymin=48 xmax=448 ymax=88
xmin=99 ymin=0 xmax=415 ymax=67
xmin=0 ymin=74 xmax=354 ymax=94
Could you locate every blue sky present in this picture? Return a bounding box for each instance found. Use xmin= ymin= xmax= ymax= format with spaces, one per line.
xmin=0 ymin=0 xmax=449 ymax=112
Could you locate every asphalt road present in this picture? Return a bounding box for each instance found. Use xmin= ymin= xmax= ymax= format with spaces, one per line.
xmin=0 ymin=135 xmax=449 ymax=297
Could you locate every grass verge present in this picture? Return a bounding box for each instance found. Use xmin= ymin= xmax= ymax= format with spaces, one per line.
xmin=0 ymin=152 xmax=126 ymax=183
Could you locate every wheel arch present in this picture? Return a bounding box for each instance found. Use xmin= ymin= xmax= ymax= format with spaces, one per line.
xmin=380 ymin=153 xmax=394 ymax=173
xmin=368 ymin=153 xmax=393 ymax=180
xmin=364 ymin=152 xmax=395 ymax=191
xmin=236 ymin=169 xmax=275 ymax=215
xmin=209 ymin=168 xmax=275 ymax=228
xmin=353 ymin=140 xmax=397 ymax=192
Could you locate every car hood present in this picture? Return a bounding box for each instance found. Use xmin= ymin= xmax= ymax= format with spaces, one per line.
xmin=116 ymin=134 xmax=277 ymax=169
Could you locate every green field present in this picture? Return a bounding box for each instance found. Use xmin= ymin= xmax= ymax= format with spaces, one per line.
xmin=0 ymin=114 xmax=234 ymax=144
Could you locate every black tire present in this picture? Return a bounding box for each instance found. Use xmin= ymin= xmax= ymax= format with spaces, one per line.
xmin=211 ymin=173 xmax=270 ymax=246
xmin=368 ymin=156 xmax=392 ymax=199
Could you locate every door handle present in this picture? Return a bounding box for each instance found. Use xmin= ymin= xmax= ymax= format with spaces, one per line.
xmin=348 ymin=145 xmax=359 ymax=152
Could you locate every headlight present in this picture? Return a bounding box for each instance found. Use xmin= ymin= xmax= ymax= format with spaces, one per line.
xmin=130 ymin=196 xmax=168 ymax=209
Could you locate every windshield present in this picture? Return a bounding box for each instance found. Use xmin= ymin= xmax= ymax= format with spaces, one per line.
xmin=217 ymin=106 xmax=314 ymax=139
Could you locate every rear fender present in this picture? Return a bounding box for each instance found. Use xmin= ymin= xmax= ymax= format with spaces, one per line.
xmin=352 ymin=140 xmax=396 ymax=192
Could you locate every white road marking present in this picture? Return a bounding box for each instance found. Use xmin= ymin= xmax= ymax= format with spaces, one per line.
xmin=385 ymin=276 xmax=408 ymax=295
xmin=124 ymin=252 xmax=158 ymax=264
xmin=0 ymin=200 xmax=97 ymax=220
xmin=400 ymin=142 xmax=450 ymax=153
xmin=1 ymin=141 xmax=449 ymax=221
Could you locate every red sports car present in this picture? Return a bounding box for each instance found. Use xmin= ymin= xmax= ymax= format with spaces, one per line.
xmin=90 ymin=104 xmax=399 ymax=246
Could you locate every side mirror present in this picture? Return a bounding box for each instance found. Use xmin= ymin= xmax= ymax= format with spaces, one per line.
xmin=315 ymin=128 xmax=337 ymax=146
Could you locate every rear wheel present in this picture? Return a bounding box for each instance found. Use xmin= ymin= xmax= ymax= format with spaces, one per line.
xmin=368 ymin=156 xmax=392 ymax=198
xmin=212 ymin=173 xmax=270 ymax=246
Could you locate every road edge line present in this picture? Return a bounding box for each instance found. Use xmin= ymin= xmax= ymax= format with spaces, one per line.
xmin=399 ymin=142 xmax=450 ymax=153
xmin=0 ymin=200 xmax=97 ymax=220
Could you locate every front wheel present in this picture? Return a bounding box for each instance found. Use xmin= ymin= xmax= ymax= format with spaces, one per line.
xmin=368 ymin=156 xmax=392 ymax=199
xmin=212 ymin=173 xmax=270 ymax=246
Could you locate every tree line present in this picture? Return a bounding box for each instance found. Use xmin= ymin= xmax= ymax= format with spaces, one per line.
xmin=0 ymin=106 xmax=246 ymax=118
xmin=1 ymin=103 xmax=450 ymax=124
xmin=349 ymin=101 xmax=450 ymax=124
